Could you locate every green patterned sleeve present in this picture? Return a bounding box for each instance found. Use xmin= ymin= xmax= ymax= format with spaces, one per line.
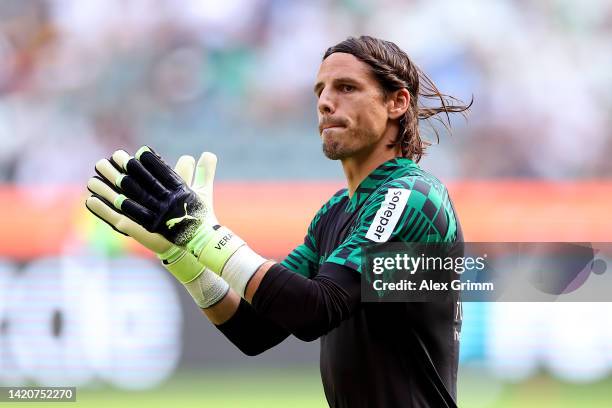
xmin=280 ymin=189 xmax=347 ymax=278
xmin=280 ymin=215 xmax=320 ymax=279
xmin=325 ymin=176 xmax=458 ymax=274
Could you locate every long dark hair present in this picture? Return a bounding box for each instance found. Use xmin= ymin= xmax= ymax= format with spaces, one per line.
xmin=323 ymin=36 xmax=472 ymax=162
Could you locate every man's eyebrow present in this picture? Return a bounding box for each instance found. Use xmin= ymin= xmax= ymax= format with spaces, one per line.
xmin=313 ymin=77 xmax=360 ymax=95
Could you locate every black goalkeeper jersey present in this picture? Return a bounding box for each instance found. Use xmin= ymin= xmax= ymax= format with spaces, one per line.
xmin=281 ymin=157 xmax=463 ymax=408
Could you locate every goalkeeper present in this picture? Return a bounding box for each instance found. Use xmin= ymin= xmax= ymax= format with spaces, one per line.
xmin=86 ymin=36 xmax=469 ymax=408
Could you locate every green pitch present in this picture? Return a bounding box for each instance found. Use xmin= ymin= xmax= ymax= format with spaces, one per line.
xmin=11 ymin=367 xmax=612 ymax=407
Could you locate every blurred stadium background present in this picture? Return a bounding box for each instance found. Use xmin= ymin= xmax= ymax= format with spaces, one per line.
xmin=0 ymin=0 xmax=611 ymax=406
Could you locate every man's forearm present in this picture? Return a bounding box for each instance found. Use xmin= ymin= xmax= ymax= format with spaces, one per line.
xmin=203 ymin=243 xmax=360 ymax=343
xmin=200 ymin=260 xmax=275 ymax=324
xmin=244 ymin=262 xmax=362 ymax=341
xmin=201 ymin=287 xmax=241 ymax=325
xmin=244 ymin=261 xmax=276 ymax=303
xmin=199 ymin=276 xmax=290 ymax=356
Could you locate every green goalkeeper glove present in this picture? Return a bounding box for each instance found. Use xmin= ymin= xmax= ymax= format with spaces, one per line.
xmin=85 ymin=153 xmax=230 ymax=308
xmin=88 ymin=146 xmax=266 ymax=297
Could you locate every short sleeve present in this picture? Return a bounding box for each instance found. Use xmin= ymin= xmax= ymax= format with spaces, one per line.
xmin=280 ymin=188 xmax=348 ymax=278
xmin=281 ymin=228 xmax=319 ymax=278
xmin=325 ymin=177 xmax=458 ymax=274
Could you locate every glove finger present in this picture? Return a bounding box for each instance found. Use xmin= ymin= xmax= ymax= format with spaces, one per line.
xmin=84 ymin=195 xmax=128 ymax=237
xmin=119 ymin=176 xmax=160 ymax=211
xmin=136 ymin=146 xmax=185 ymax=190
xmin=87 ymin=177 xmax=155 ymax=229
xmin=110 ymin=149 xmax=132 ymax=171
xmin=92 ymin=164 xmax=159 ymax=213
xmin=85 ymin=196 xmax=172 ymax=254
xmin=174 ymin=155 xmax=195 ymax=185
xmin=111 ymin=149 xmax=169 ymax=199
xmin=193 ymin=152 xmax=217 ymax=191
xmin=95 ymin=159 xmax=126 ymax=189
xmin=95 ymin=156 xmax=159 ymax=211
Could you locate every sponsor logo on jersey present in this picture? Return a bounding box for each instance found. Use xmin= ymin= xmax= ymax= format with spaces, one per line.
xmin=365 ymin=188 xmax=410 ymax=242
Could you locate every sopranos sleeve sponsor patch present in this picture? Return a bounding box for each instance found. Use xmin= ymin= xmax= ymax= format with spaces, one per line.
xmin=365 ymin=188 xmax=410 ymax=242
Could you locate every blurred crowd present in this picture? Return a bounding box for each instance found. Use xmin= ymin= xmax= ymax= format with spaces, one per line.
xmin=0 ymin=0 xmax=611 ymax=183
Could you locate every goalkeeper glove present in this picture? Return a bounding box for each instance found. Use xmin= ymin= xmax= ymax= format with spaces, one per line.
xmin=85 ymin=153 xmax=229 ymax=308
xmin=89 ymin=146 xmax=266 ymax=297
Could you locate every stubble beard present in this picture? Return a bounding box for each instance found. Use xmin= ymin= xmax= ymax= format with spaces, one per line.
xmin=322 ymin=138 xmax=347 ymax=160
xmin=322 ymin=126 xmax=378 ymax=161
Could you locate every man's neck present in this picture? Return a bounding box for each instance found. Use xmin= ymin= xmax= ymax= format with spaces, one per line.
xmin=342 ymin=147 xmax=400 ymax=198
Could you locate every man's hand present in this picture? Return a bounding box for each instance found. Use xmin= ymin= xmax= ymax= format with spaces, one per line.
xmin=87 ymin=146 xmax=267 ymax=297
xmin=85 ymin=152 xmax=230 ymax=308
xmin=93 ymin=146 xmax=241 ymax=271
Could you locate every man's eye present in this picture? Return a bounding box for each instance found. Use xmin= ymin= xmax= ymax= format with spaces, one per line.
xmin=341 ymin=84 xmax=354 ymax=93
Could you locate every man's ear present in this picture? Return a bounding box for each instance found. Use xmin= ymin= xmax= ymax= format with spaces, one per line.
xmin=387 ymin=88 xmax=410 ymax=120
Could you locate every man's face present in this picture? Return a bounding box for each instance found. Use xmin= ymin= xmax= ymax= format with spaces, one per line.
xmin=314 ymin=52 xmax=390 ymax=160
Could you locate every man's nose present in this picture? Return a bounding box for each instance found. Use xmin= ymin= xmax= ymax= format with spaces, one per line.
xmin=317 ymin=89 xmax=335 ymax=115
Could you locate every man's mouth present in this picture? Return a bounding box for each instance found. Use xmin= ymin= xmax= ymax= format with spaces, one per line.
xmin=320 ymin=123 xmax=346 ymax=134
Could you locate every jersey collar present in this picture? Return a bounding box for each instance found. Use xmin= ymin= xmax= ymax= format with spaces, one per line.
xmin=347 ymin=157 xmax=418 ymax=212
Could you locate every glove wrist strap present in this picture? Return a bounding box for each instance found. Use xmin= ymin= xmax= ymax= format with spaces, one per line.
xmin=220 ymin=246 xmax=268 ymax=297
xmin=183 ymin=270 xmax=230 ymax=309
xmin=158 ymin=248 xmax=230 ymax=308
xmin=158 ymin=248 xmax=205 ymax=283
xmin=188 ymin=225 xmax=246 ymax=274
